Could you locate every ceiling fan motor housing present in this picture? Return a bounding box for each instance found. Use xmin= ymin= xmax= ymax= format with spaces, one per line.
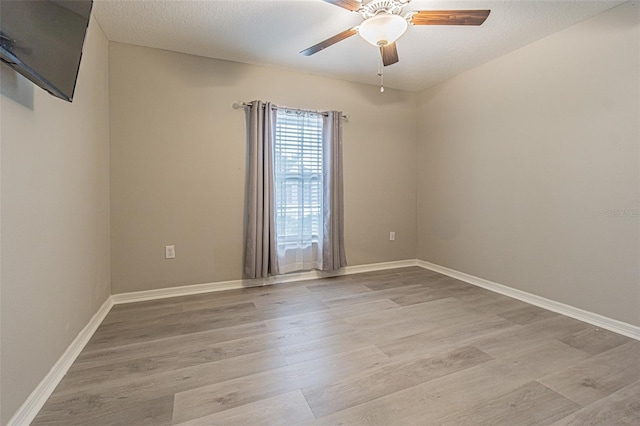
xmin=361 ymin=0 xmax=407 ymax=19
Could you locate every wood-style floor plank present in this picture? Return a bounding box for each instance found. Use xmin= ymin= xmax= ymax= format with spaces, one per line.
xmin=497 ymin=304 xmax=560 ymax=325
xmin=171 ymin=346 xmax=390 ymax=424
xmin=551 ymin=380 xmax=640 ymax=425
xmin=302 ymin=345 xmax=493 ymax=418
xmin=32 ymin=267 xmax=639 ymax=425
xmin=560 ymin=326 xmax=632 ymax=355
xmin=440 ymin=381 xmax=581 ymax=425
xmin=174 ymin=390 xmax=315 ymax=426
xmin=538 ymin=340 xmax=640 ymax=406
xmin=375 ymin=315 xmax=517 ymax=361
xmin=487 ymin=340 xmax=592 ymax=378
xmin=74 ymin=321 xmax=270 ymax=370
xmin=36 ymin=349 xmax=289 ymax=424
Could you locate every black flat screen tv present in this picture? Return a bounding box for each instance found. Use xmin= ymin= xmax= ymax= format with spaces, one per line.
xmin=0 ymin=0 xmax=93 ymax=102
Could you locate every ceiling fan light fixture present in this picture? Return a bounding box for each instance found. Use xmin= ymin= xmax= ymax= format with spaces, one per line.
xmin=358 ymin=13 xmax=408 ymax=47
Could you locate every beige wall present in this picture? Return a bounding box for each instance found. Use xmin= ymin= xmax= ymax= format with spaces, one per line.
xmin=0 ymin=17 xmax=111 ymax=424
xmin=109 ymin=43 xmax=417 ymax=294
xmin=416 ymin=2 xmax=640 ymax=326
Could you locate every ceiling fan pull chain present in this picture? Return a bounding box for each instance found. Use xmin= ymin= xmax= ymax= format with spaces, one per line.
xmin=377 ymin=53 xmax=385 ymax=93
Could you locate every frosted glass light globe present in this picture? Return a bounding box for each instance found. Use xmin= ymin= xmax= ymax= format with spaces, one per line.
xmin=359 ymin=13 xmax=408 ymax=46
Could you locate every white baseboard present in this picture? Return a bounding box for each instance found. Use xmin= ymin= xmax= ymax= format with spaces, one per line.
xmin=111 ymin=259 xmax=419 ymax=305
xmin=341 ymin=259 xmax=419 ymax=274
xmin=7 ymin=297 xmax=114 ymax=426
xmin=417 ymin=260 xmax=640 ymax=341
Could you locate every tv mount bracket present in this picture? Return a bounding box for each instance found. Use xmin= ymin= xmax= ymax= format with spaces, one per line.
xmin=0 ymin=32 xmax=16 ymax=52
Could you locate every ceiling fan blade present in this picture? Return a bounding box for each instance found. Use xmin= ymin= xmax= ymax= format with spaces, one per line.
xmin=411 ymin=10 xmax=491 ymax=26
xmin=381 ymin=42 xmax=399 ymax=66
xmin=300 ymin=27 xmax=358 ymax=56
xmin=322 ymin=0 xmax=362 ymax=12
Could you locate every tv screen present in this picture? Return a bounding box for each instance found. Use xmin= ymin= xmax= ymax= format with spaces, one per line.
xmin=0 ymin=0 xmax=93 ymax=102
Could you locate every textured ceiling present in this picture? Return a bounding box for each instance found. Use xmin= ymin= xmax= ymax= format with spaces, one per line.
xmin=93 ymin=0 xmax=625 ymax=92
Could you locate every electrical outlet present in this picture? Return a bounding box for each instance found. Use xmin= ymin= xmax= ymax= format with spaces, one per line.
xmin=165 ymin=245 xmax=175 ymax=259
xmin=389 ymin=232 xmax=396 ymax=241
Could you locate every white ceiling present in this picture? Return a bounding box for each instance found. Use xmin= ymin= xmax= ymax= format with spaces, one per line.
xmin=93 ymin=0 xmax=625 ymax=92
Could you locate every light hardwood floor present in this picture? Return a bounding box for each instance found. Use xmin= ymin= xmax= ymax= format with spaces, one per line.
xmin=33 ymin=267 xmax=640 ymax=425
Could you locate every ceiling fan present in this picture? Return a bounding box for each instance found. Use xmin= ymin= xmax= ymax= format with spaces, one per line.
xmin=301 ymin=0 xmax=491 ymax=67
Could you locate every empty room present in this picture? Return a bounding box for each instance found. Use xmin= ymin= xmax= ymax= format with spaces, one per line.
xmin=1 ymin=0 xmax=639 ymax=425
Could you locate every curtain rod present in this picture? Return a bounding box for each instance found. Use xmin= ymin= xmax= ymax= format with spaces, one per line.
xmin=232 ymin=101 xmax=349 ymax=121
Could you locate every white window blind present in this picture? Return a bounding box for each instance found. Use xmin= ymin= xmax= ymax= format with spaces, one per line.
xmin=274 ymin=109 xmax=323 ymax=245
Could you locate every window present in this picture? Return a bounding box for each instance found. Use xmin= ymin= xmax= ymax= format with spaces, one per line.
xmin=274 ymin=109 xmax=323 ymax=248
xmin=243 ymin=100 xmax=345 ymax=278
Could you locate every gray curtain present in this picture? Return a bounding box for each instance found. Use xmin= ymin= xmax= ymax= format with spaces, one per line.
xmin=322 ymin=111 xmax=347 ymax=272
xmin=244 ymin=101 xmax=279 ymax=278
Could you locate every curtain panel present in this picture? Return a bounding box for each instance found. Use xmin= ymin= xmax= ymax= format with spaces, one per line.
xmin=322 ymin=111 xmax=347 ymax=272
xmin=244 ymin=101 xmax=279 ymax=278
